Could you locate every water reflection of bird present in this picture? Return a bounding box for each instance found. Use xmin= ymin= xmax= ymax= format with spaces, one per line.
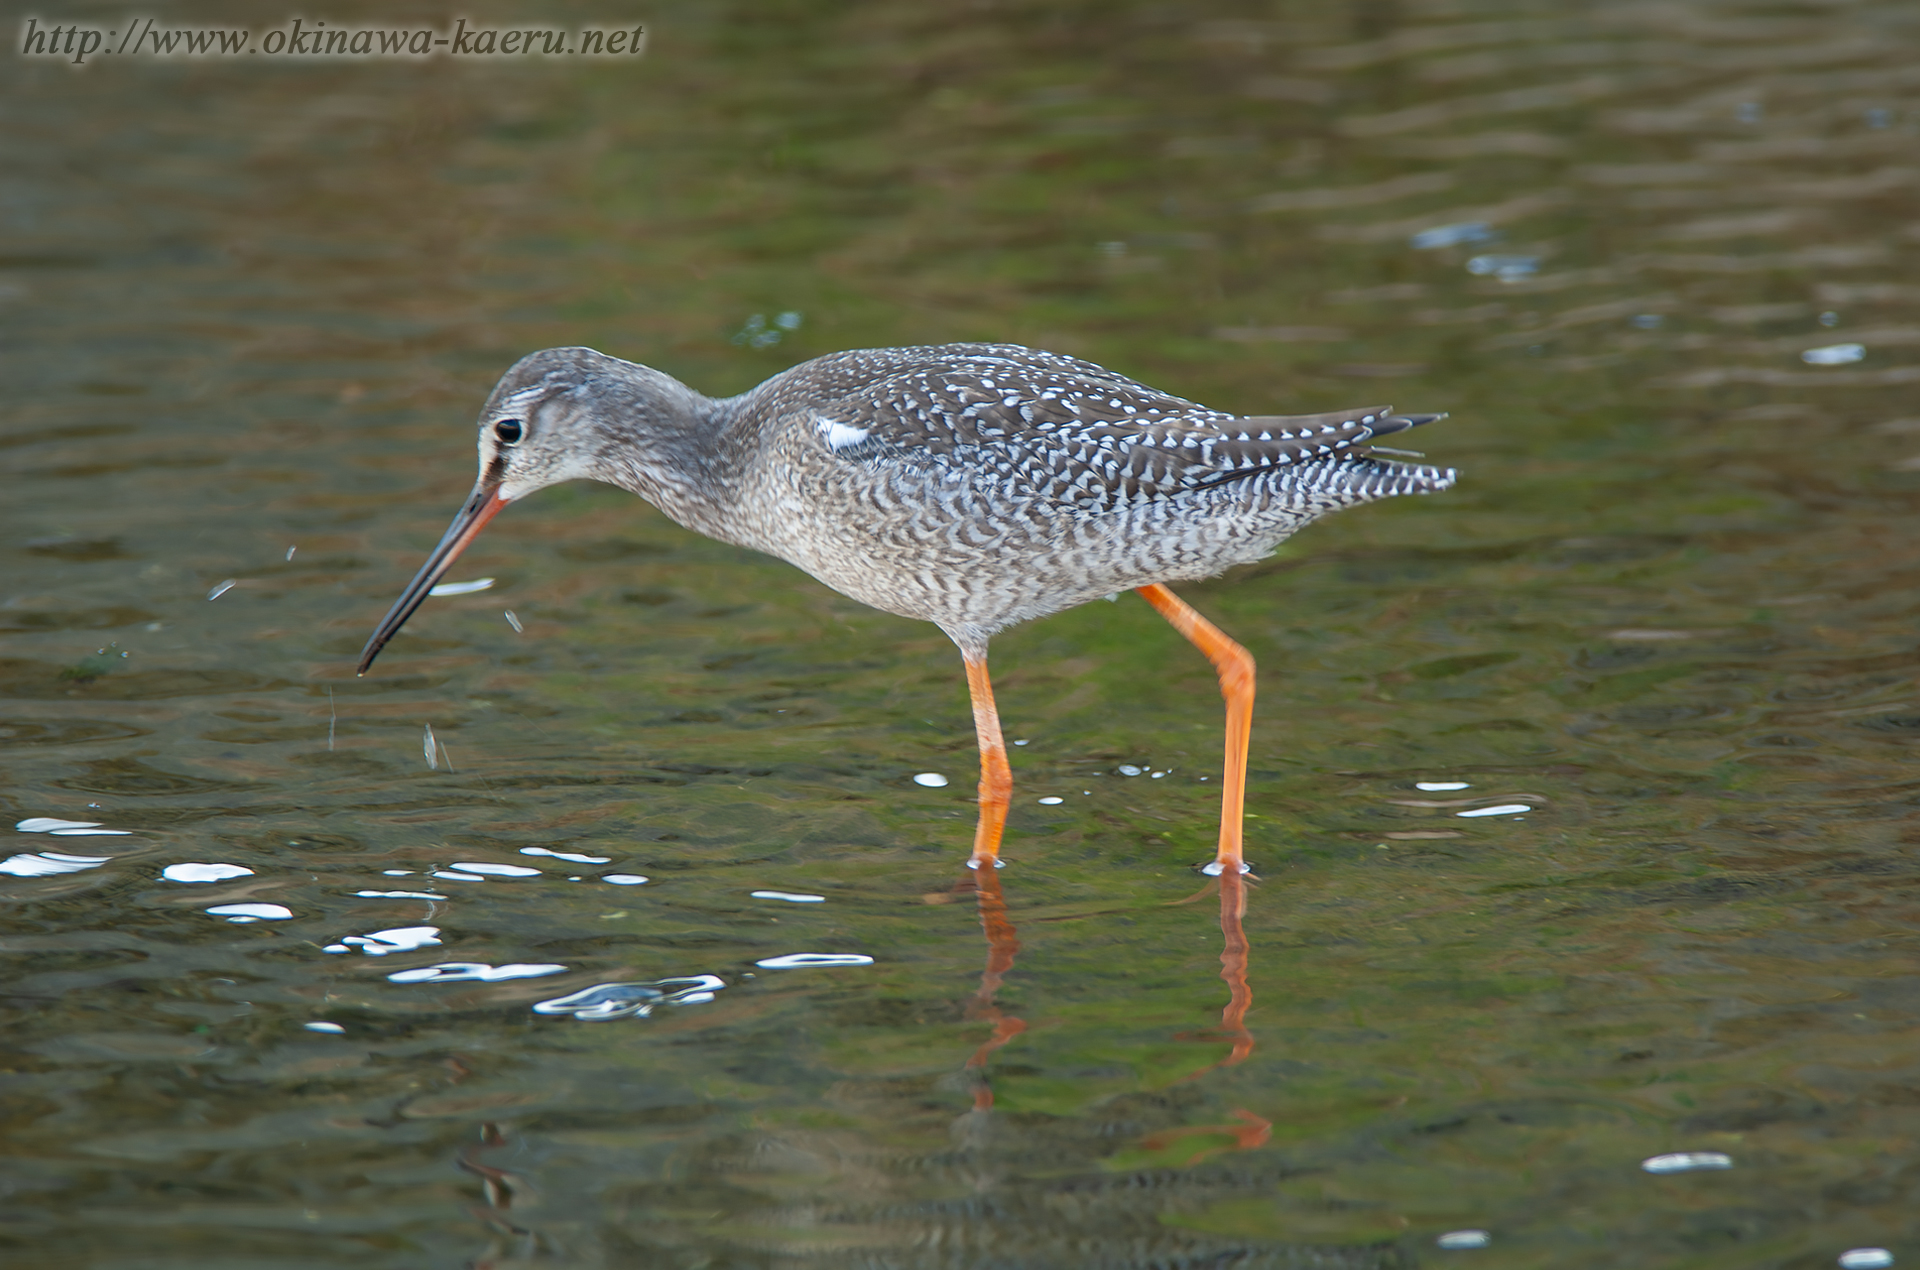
xmin=358 ymin=343 xmax=1454 ymax=873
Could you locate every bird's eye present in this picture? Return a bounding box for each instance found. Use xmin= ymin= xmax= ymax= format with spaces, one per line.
xmin=493 ymin=419 xmax=524 ymax=446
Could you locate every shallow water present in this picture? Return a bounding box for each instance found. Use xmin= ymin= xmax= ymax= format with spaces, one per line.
xmin=5 ymin=2 xmax=1920 ymax=1266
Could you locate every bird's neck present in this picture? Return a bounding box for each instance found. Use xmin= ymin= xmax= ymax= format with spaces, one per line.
xmin=591 ymin=368 xmax=759 ymax=546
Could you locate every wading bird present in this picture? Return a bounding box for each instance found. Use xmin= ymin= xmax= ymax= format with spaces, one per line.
xmin=358 ymin=343 xmax=1453 ymax=874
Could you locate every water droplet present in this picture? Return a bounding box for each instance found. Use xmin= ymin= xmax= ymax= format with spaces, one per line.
xmin=427 ymin=577 xmax=494 ymax=596
xmin=912 ymin=772 xmax=948 ymax=787
xmin=1642 ymin=1151 xmax=1733 ymax=1174
xmin=207 ymin=579 xmax=237 ymax=601
xmin=504 ymin=609 xmax=524 ymax=632
xmin=1437 ymin=1230 xmax=1491 ymax=1249
xmin=422 ymin=723 xmax=438 ymax=770
xmin=162 ymin=862 xmax=255 ymax=883
xmin=1038 ymin=796 xmax=1064 ymax=805
xmin=304 ymin=1021 xmax=345 ymax=1034
xmin=754 ymin=953 xmax=875 ymax=968
xmin=1118 ymin=765 xmax=1143 ymax=776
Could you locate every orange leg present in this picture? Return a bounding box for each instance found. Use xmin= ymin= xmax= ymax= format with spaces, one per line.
xmin=964 ymin=652 xmax=1013 ymax=870
xmin=1135 ymin=584 xmax=1254 ymax=876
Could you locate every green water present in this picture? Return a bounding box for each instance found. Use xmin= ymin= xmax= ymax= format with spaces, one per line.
xmin=5 ymin=2 xmax=1920 ymax=1266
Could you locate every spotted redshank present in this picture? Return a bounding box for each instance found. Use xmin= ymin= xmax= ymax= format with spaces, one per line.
xmin=358 ymin=343 xmax=1454 ymax=874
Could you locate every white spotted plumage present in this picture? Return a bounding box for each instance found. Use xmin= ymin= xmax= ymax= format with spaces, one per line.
xmin=690 ymin=342 xmax=1457 ymax=654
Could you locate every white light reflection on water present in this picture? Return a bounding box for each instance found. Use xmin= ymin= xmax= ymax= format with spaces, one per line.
xmin=750 ymin=890 xmax=825 ymax=902
xmin=449 ymin=861 xmax=542 ymax=877
xmin=1467 ymin=254 xmax=1539 ymax=281
xmin=303 ymin=1021 xmax=345 ymax=1034
xmin=1642 ymin=1151 xmax=1733 ymax=1174
xmin=520 ymin=847 xmax=612 ymax=863
xmin=387 ymin=962 xmax=567 ymax=983
xmin=602 ymin=874 xmax=649 ymax=885
xmin=1839 ymin=1251 xmax=1895 ymax=1270
xmin=1437 ymin=1230 xmax=1491 ymax=1249
xmin=161 ymin=862 xmax=254 ymax=883
xmin=912 ymin=772 xmax=948 ymax=787
xmin=16 ymin=817 xmax=132 ymax=836
xmin=207 ymin=903 xmax=293 ymax=923
xmin=1458 ymin=803 xmax=1532 ymax=817
xmin=1803 ymin=342 xmax=1866 ymax=365
xmin=754 ymin=953 xmax=875 ymax=968
xmin=352 ymin=889 xmax=448 ymax=900
xmin=534 ymin=975 xmax=726 ymax=1021
xmin=1416 ymin=781 xmax=1471 ymax=791
xmin=0 ymin=851 xmax=114 ymax=877
xmin=1411 ymin=221 xmax=1496 ymax=249
xmin=331 ymin=926 xmax=442 ymax=956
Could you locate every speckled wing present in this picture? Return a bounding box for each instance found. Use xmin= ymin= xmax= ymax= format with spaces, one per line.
xmin=800 ymin=344 xmax=1441 ymax=508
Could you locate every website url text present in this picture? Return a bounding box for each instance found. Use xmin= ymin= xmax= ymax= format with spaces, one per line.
xmin=19 ymin=17 xmax=648 ymax=65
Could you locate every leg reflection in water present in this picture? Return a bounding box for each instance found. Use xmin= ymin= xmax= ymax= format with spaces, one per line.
xmin=956 ymin=867 xmax=1269 ymax=1160
xmin=1140 ymin=869 xmax=1273 ymax=1162
xmin=959 ymin=865 xmax=1027 ymax=1116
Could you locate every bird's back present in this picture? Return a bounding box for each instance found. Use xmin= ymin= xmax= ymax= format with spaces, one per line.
xmin=716 ymin=343 xmax=1454 ymax=642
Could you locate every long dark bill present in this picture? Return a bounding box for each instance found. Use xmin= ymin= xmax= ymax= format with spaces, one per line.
xmin=356 ymin=483 xmax=509 ymax=675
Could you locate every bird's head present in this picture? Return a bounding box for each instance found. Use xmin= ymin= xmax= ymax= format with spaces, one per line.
xmin=355 ymin=346 xmax=707 ymax=675
xmin=471 ymin=346 xmax=633 ymax=503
